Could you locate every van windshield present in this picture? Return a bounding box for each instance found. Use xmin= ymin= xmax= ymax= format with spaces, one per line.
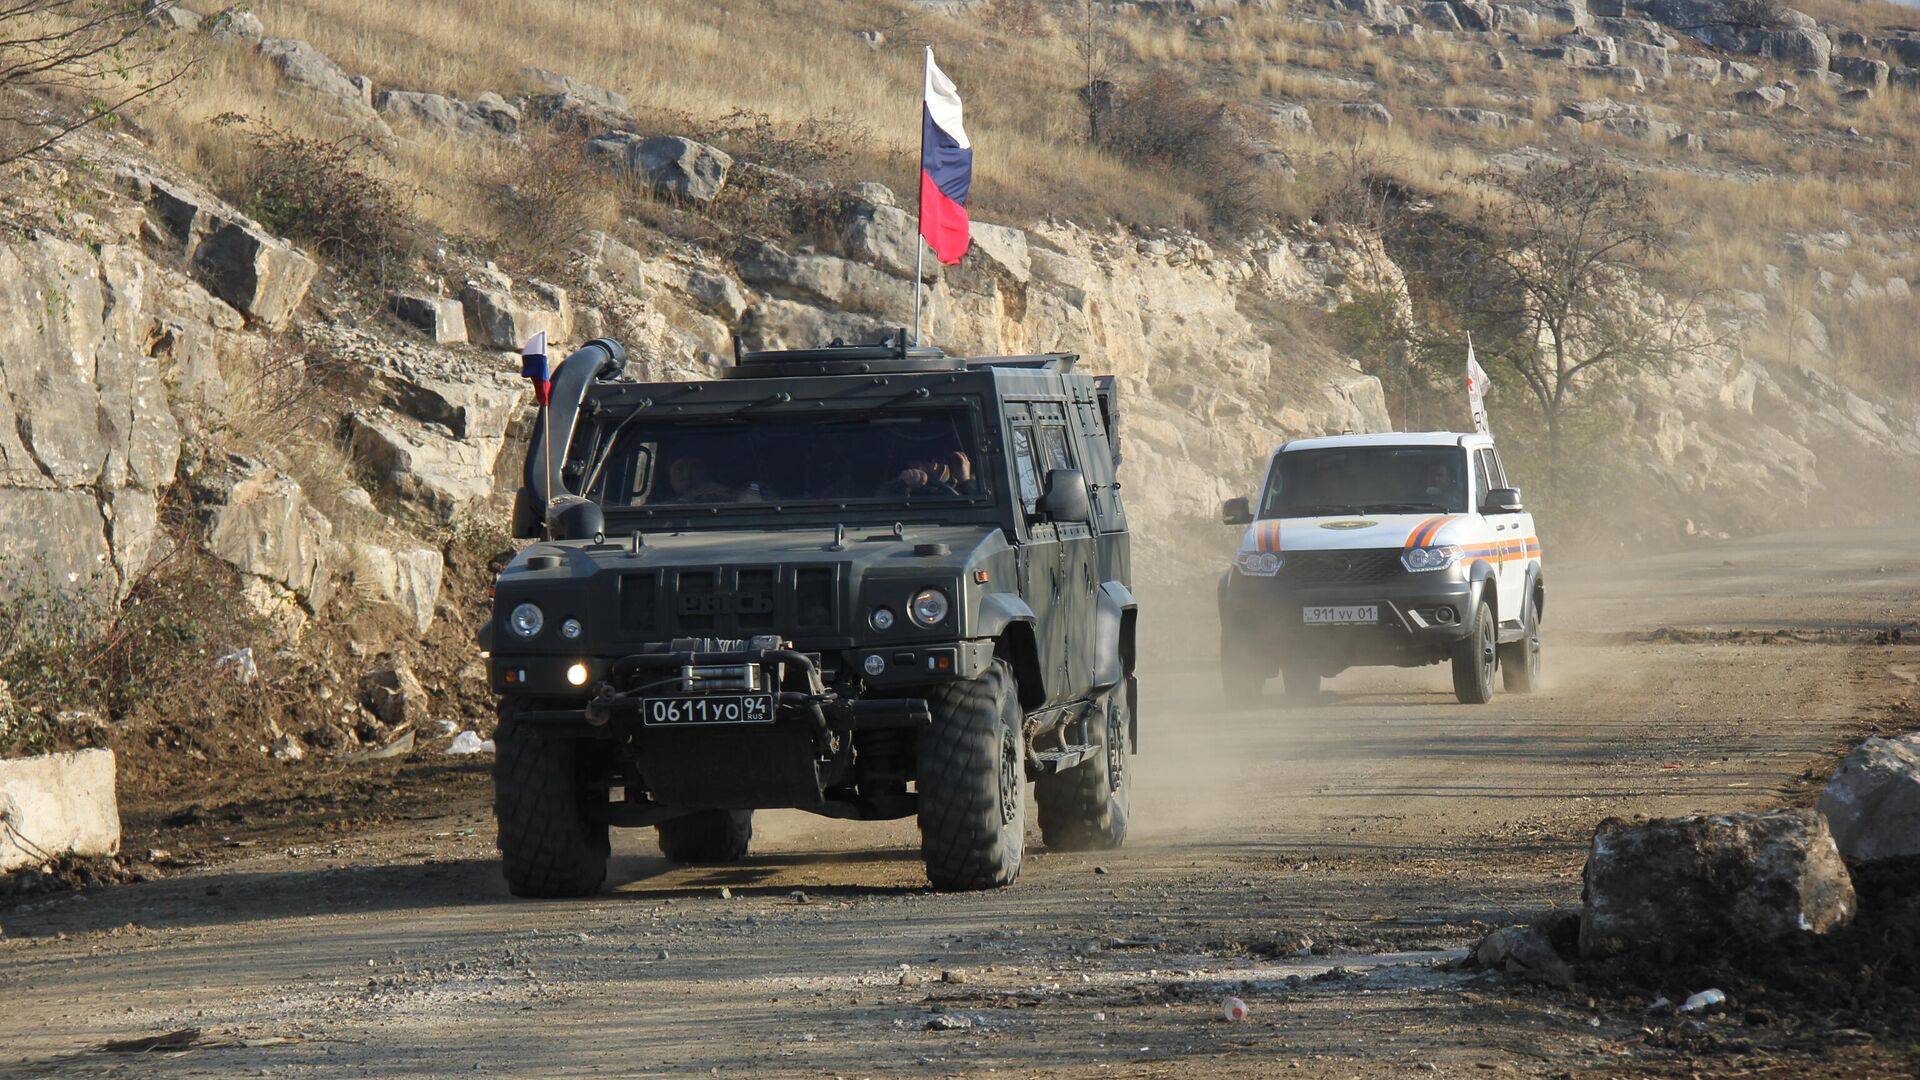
xmin=579 ymin=409 xmax=989 ymax=509
xmin=1259 ymin=446 xmax=1468 ymax=518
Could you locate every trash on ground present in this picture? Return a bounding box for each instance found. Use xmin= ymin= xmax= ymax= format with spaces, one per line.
xmin=447 ymin=730 xmax=494 ymax=755
xmin=1221 ymin=995 xmax=1249 ymax=1021
xmin=1680 ymin=988 xmax=1727 ymax=1013
xmin=925 ymin=1014 xmax=973 ymax=1031
xmin=214 ymin=648 xmax=258 ymax=683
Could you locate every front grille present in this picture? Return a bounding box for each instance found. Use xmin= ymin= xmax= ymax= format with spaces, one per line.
xmin=1279 ymin=549 xmax=1404 ymax=587
xmin=620 ymin=566 xmax=840 ymax=638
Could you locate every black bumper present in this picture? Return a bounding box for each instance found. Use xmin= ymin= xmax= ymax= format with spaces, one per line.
xmin=1218 ymin=569 xmax=1484 ymax=674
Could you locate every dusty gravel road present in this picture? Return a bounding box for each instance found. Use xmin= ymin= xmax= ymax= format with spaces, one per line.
xmin=3 ymin=527 xmax=1917 ymax=1079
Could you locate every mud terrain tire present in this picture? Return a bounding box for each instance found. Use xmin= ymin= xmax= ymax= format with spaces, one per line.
xmin=1036 ymin=685 xmax=1131 ymax=852
xmin=918 ymin=659 xmax=1025 ymax=890
xmin=656 ymin=810 xmax=754 ymax=862
xmin=1281 ymin=665 xmax=1321 ymax=702
xmin=493 ymin=705 xmax=610 ymax=898
xmin=1452 ymin=600 xmax=1497 ymax=705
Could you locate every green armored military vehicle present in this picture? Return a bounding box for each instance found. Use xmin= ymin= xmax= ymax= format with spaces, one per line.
xmin=483 ymin=336 xmax=1138 ymax=895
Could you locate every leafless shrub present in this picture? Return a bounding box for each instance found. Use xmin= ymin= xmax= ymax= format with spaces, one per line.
xmin=0 ymin=0 xmax=195 ymax=166
xmin=477 ymin=132 xmax=617 ymax=273
xmin=1096 ymin=69 xmax=1282 ymax=230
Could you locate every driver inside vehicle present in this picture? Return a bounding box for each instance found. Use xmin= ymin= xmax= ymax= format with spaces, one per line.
xmin=1418 ymin=460 xmax=1460 ymax=502
xmin=890 ymin=448 xmax=975 ymax=496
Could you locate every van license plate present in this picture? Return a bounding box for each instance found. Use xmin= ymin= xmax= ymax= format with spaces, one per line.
xmin=1302 ymin=605 xmax=1378 ymax=625
xmin=641 ymin=695 xmax=776 ymax=727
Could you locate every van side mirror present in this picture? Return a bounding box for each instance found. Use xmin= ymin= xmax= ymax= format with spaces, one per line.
xmin=1038 ymin=468 xmax=1092 ymax=524
xmin=1481 ymin=487 xmax=1524 ymax=515
xmin=1221 ymin=497 xmax=1254 ymax=526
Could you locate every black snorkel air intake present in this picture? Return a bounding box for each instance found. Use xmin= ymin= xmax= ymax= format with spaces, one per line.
xmin=511 ymin=338 xmax=627 ymax=539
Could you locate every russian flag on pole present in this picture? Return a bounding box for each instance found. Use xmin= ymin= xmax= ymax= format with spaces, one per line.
xmin=520 ymin=331 xmax=551 ymax=406
xmin=919 ymin=48 xmax=972 ymax=265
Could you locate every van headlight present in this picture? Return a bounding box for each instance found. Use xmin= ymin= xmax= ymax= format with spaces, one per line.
xmin=508 ymin=602 xmax=545 ymax=638
xmin=1403 ymin=545 xmax=1464 ymax=573
xmin=1233 ymin=551 xmax=1283 ymax=576
xmin=909 ymin=589 xmax=951 ymax=627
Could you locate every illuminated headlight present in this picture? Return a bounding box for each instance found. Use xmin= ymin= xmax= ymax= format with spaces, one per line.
xmin=909 ymin=589 xmax=951 ymax=627
xmin=565 ymin=662 xmax=589 ymax=686
xmin=1233 ymin=551 xmax=1283 ymax=577
xmin=862 ymin=654 xmax=887 ymax=677
xmin=508 ymin=602 xmax=545 ymax=638
xmin=560 ymin=618 xmax=584 ymax=640
xmin=870 ymin=607 xmax=896 ymax=631
xmin=1403 ymin=545 xmax=1464 ymax=573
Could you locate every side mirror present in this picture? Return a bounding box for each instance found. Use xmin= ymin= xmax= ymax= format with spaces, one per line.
xmin=1038 ymin=468 xmax=1092 ymax=524
xmin=1221 ymin=497 xmax=1254 ymax=526
xmin=1481 ymin=487 xmax=1524 ymax=515
xmin=549 ymin=496 xmax=606 ymax=541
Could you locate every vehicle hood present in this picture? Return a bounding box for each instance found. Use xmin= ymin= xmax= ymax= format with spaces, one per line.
xmin=1237 ymin=513 xmax=1471 ymax=555
xmin=504 ymin=524 xmax=1000 ymax=577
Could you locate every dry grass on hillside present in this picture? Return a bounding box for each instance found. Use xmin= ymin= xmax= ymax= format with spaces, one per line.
xmin=121 ymin=0 xmax=1920 ymax=307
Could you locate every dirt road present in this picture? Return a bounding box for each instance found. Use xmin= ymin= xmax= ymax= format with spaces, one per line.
xmin=4 ymin=528 xmax=1917 ymax=1078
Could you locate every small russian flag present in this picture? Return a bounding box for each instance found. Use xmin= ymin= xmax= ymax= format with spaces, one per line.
xmin=919 ymin=48 xmax=972 ymax=266
xmin=520 ymin=331 xmax=550 ymax=406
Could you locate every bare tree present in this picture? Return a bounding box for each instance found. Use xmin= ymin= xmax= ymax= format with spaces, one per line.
xmin=1451 ymin=155 xmax=1711 ymax=475
xmin=0 ymin=0 xmax=192 ymax=166
xmin=1071 ymin=0 xmax=1116 ymax=142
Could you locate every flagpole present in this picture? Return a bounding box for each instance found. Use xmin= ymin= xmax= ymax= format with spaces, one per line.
xmin=913 ymin=46 xmax=929 ymax=347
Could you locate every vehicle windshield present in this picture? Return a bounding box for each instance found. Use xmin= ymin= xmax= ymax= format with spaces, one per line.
xmin=580 ymin=409 xmax=988 ymax=509
xmin=1259 ymin=445 xmax=1468 ymax=518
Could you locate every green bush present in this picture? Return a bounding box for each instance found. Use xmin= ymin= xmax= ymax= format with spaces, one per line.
xmin=220 ymin=115 xmax=418 ymax=280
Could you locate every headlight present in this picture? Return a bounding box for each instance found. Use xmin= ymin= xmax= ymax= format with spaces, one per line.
xmin=560 ymin=617 xmax=584 ymax=640
xmin=909 ymin=588 xmax=951 ymax=627
xmin=1402 ymin=545 xmax=1464 ymax=573
xmin=508 ymin=602 xmax=545 ymax=638
xmin=870 ymin=607 xmax=896 ymax=631
xmin=565 ymin=662 xmax=589 ymax=686
xmin=862 ymin=654 xmax=887 ymax=677
xmin=1233 ymin=551 xmax=1283 ymax=576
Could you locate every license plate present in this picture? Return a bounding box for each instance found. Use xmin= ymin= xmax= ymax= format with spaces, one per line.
xmin=1302 ymin=605 xmax=1378 ymax=625
xmin=641 ymin=695 xmax=775 ymax=727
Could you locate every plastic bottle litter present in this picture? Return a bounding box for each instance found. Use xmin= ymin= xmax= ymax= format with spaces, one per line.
xmin=447 ymin=730 xmax=495 ymax=755
xmin=1680 ymin=989 xmax=1726 ymax=1013
xmin=214 ymin=647 xmax=258 ymax=684
xmin=1221 ymin=995 xmax=1249 ymax=1022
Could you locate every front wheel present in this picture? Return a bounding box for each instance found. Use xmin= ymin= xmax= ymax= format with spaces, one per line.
xmin=1451 ymin=600 xmax=1497 ymax=705
xmin=1500 ymin=593 xmax=1542 ymax=693
xmin=493 ymin=704 xmax=610 ymax=899
xmin=656 ymin=809 xmax=753 ymax=862
xmin=917 ymin=658 xmax=1026 ymax=891
xmin=1036 ymin=684 xmax=1132 ymax=852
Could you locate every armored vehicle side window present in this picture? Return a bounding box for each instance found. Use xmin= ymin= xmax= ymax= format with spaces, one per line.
xmin=1039 ymin=425 xmax=1074 ymax=472
xmin=1011 ymin=427 xmax=1042 ymax=514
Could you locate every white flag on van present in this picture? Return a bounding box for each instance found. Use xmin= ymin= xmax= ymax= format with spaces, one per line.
xmin=1466 ymin=335 xmax=1491 ymax=436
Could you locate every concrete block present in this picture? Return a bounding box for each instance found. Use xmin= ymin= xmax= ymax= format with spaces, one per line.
xmin=0 ymin=749 xmax=121 ymax=873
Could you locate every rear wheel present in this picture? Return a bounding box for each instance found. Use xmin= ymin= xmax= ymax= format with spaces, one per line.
xmin=656 ymin=809 xmax=754 ymax=863
xmin=1500 ymin=593 xmax=1542 ymax=693
xmin=917 ymin=659 xmax=1026 ymax=891
xmin=1280 ymin=665 xmax=1321 ymax=703
xmin=1451 ymin=600 xmax=1497 ymax=705
xmin=493 ymin=703 xmax=610 ymax=899
xmin=1036 ymin=685 xmax=1131 ymax=852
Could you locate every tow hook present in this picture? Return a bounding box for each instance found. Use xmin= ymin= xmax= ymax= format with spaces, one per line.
xmin=584 ymin=683 xmax=619 ymax=726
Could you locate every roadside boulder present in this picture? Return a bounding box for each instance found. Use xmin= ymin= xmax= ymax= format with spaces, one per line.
xmin=1734 ymin=84 xmax=1787 ymax=112
xmin=142 ymin=0 xmax=201 ymax=32
xmin=200 ymin=455 xmax=334 ymax=610
xmin=343 ymin=410 xmax=501 ymax=520
xmin=0 ymin=749 xmax=120 ymax=874
xmin=1830 ymin=55 xmax=1890 ymax=89
xmin=1749 ymin=27 xmax=1831 ymax=70
xmin=348 ymin=543 xmax=444 ymax=634
xmin=391 ymin=294 xmax=468 ymax=344
xmin=205 ymin=5 xmax=263 ymax=42
xmin=375 ymin=89 xmax=520 ymax=138
xmin=1335 ymin=101 xmax=1394 ymax=127
xmin=1818 ymin=733 xmax=1920 ymax=863
xmin=812 ymin=190 xmax=927 ymax=280
xmin=460 ymin=282 xmax=572 ymax=351
xmin=520 ymin=66 xmax=628 ymax=114
xmin=360 ymin=664 xmax=426 ymax=728
xmin=192 ymin=221 xmax=317 ymax=332
xmin=1580 ymin=809 xmax=1855 ymax=959
xmin=257 ymin=38 xmax=373 ymax=115
xmin=1472 ymin=924 xmax=1576 ymax=988
xmin=636 ymin=136 xmax=732 ymax=202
